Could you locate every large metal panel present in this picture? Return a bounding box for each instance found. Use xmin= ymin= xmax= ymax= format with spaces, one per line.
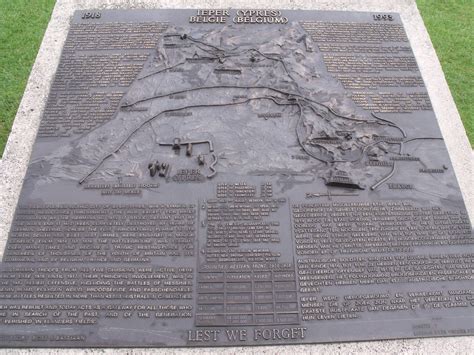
xmin=0 ymin=9 xmax=472 ymax=347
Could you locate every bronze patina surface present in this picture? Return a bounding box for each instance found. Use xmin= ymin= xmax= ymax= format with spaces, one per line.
xmin=0 ymin=9 xmax=472 ymax=347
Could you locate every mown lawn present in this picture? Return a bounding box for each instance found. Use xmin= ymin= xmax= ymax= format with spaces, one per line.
xmin=0 ymin=0 xmax=472 ymax=156
xmin=0 ymin=0 xmax=56 ymax=155
xmin=417 ymin=0 xmax=473 ymax=146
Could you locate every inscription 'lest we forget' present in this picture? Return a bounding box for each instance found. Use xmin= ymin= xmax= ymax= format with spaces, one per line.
xmin=188 ymin=327 xmax=307 ymax=342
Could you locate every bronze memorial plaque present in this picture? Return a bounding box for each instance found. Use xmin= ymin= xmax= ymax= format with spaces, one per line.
xmin=0 ymin=9 xmax=472 ymax=347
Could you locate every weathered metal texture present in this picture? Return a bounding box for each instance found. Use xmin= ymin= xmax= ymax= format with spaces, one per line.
xmin=0 ymin=9 xmax=472 ymax=348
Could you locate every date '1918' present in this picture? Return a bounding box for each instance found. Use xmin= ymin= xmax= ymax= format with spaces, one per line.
xmin=82 ymin=11 xmax=101 ymax=19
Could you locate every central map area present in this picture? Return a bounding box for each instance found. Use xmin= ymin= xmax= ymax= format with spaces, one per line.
xmin=32 ymin=23 xmax=429 ymax=191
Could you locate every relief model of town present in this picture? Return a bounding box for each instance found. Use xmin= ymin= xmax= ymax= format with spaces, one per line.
xmin=0 ymin=9 xmax=472 ymax=347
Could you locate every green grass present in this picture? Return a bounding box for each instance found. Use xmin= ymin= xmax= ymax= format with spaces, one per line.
xmin=0 ymin=1 xmax=472 ymax=157
xmin=417 ymin=0 xmax=473 ymax=146
xmin=0 ymin=0 xmax=56 ymax=155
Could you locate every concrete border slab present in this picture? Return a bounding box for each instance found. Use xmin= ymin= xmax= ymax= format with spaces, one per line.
xmin=0 ymin=0 xmax=472 ymax=353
